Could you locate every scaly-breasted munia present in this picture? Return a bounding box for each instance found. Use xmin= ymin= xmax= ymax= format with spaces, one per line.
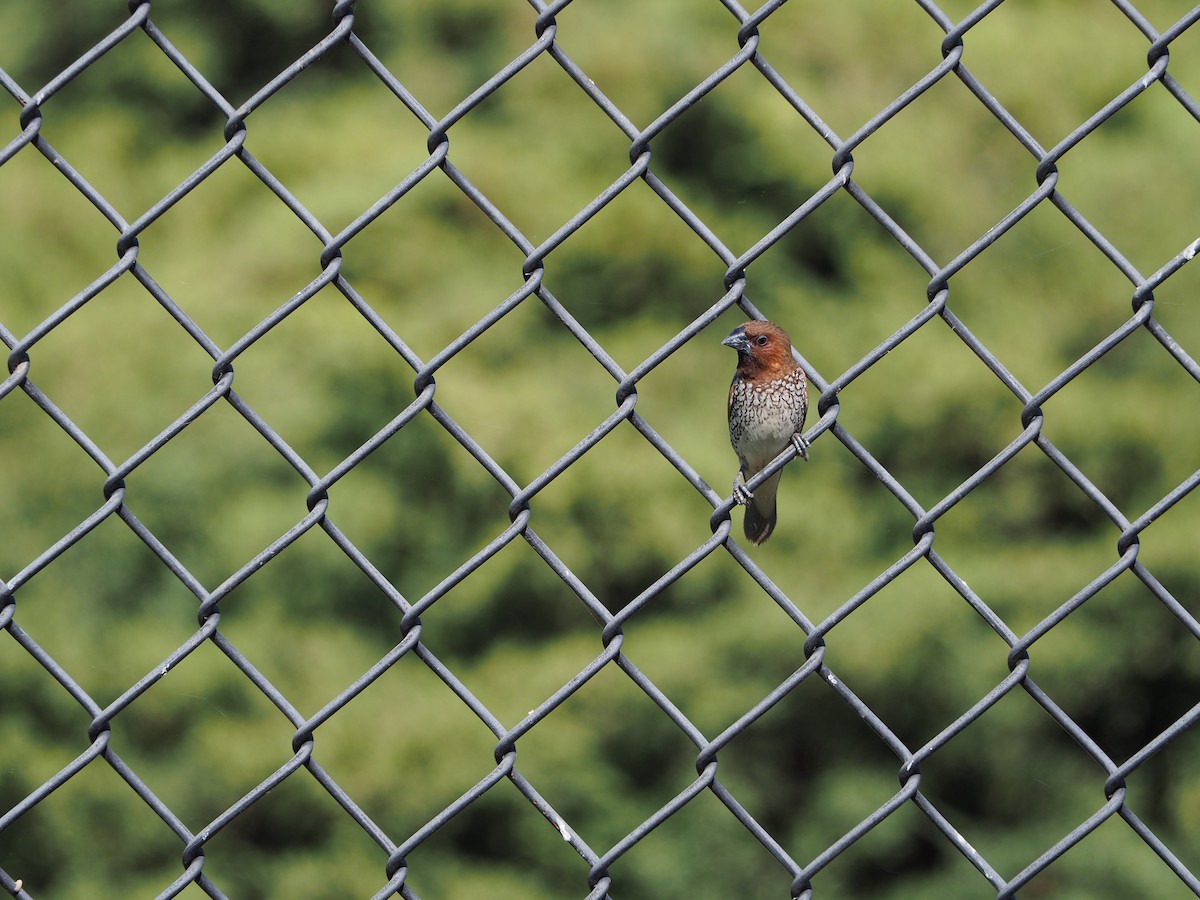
xmin=723 ymin=320 xmax=809 ymax=545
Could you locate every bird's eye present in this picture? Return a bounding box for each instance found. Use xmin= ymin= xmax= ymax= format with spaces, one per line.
xmin=755 ymin=335 xmax=769 ymax=346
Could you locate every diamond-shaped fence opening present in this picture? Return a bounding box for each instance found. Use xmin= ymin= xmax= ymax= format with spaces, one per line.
xmin=2 ymin=1 xmax=1200 ymax=898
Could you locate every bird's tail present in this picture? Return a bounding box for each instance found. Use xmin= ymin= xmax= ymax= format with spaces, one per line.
xmin=744 ymin=470 xmax=782 ymax=545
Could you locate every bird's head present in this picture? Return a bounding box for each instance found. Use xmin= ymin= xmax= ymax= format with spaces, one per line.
xmin=722 ymin=321 xmax=796 ymax=374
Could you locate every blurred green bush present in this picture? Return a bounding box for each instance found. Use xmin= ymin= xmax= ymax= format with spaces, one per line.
xmin=2 ymin=1 xmax=1199 ymax=898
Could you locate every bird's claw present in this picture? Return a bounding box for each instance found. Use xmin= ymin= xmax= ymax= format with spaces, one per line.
xmin=792 ymin=432 xmax=810 ymax=462
xmin=732 ymin=476 xmax=753 ymax=506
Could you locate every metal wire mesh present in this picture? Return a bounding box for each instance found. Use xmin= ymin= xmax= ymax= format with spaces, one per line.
xmin=2 ymin=0 xmax=1200 ymax=897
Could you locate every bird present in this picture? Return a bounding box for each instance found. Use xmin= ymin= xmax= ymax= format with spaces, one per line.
xmin=722 ymin=320 xmax=809 ymax=545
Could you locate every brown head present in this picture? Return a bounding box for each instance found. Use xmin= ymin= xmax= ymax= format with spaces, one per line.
xmin=721 ymin=320 xmax=799 ymax=378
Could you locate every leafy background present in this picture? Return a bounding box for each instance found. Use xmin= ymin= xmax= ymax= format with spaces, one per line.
xmin=2 ymin=1 xmax=1200 ymax=898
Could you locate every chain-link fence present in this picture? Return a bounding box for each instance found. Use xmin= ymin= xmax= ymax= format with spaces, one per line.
xmin=3 ymin=1 xmax=1200 ymax=897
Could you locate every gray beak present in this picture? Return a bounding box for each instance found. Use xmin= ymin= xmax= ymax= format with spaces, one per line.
xmin=722 ymin=329 xmax=750 ymax=353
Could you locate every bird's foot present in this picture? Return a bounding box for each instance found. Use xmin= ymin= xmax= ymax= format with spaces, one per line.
xmin=792 ymin=432 xmax=810 ymax=462
xmin=732 ymin=475 xmax=753 ymax=506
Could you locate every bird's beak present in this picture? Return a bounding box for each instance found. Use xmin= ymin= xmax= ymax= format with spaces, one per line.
xmin=722 ymin=329 xmax=750 ymax=353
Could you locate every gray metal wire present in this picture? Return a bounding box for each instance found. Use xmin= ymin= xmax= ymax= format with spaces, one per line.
xmin=2 ymin=0 xmax=1200 ymax=897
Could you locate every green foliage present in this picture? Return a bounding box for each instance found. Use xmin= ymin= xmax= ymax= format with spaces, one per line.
xmin=3 ymin=1 xmax=1200 ymax=898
